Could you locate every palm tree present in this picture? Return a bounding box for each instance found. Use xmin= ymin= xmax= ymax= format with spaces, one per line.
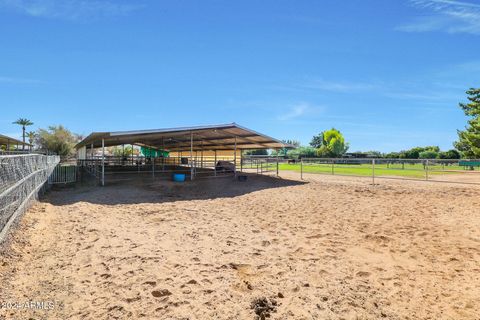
xmin=12 ymin=118 xmax=34 ymax=150
xmin=26 ymin=131 xmax=37 ymax=151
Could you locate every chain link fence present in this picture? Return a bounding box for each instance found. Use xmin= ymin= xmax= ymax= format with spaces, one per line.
xmin=0 ymin=154 xmax=60 ymax=241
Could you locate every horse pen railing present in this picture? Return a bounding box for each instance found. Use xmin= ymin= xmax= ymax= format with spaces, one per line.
xmin=241 ymin=156 xmax=480 ymax=185
xmin=240 ymin=157 xmax=279 ymax=175
xmin=0 ymin=154 xmax=60 ymax=242
xmin=77 ymin=155 xmax=241 ymax=184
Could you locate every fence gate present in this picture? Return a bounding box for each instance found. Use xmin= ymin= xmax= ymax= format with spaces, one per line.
xmin=48 ymin=164 xmax=77 ymax=184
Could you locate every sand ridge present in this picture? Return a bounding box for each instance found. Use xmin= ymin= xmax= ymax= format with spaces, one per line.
xmin=1 ymin=174 xmax=479 ymax=319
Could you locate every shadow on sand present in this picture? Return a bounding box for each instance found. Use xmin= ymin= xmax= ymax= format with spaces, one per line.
xmin=44 ymin=173 xmax=307 ymax=206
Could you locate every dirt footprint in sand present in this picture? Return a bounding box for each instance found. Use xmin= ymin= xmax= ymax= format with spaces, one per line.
xmin=152 ymin=289 xmax=172 ymax=298
xmin=356 ymin=271 xmax=371 ymax=277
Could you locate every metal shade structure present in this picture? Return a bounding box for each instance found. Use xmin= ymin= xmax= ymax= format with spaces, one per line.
xmin=76 ymin=123 xmax=292 ymax=185
xmin=0 ymin=134 xmax=31 ymax=149
xmin=75 ymin=123 xmax=291 ymax=151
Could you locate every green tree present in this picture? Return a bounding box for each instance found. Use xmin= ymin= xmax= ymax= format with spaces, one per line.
xmin=419 ymin=150 xmax=439 ymax=159
xmin=401 ymin=146 xmax=440 ymax=159
xmin=438 ymin=149 xmax=461 ymax=159
xmin=455 ymin=88 xmax=480 ymax=158
xmin=36 ymin=125 xmax=80 ymax=157
xmin=12 ymin=118 xmax=34 ymax=150
xmin=244 ymin=149 xmax=268 ymax=156
xmin=287 ymin=146 xmax=317 ymax=159
xmin=316 ymin=128 xmax=349 ymax=157
xmin=110 ymin=145 xmax=134 ymax=157
xmin=385 ymin=152 xmax=401 ymax=159
xmin=310 ymin=133 xmax=323 ymax=148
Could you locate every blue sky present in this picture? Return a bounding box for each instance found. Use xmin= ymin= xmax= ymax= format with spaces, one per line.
xmin=1 ymin=0 xmax=479 ymax=152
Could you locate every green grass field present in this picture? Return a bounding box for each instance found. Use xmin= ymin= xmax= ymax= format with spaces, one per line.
xmin=272 ymin=162 xmax=468 ymax=179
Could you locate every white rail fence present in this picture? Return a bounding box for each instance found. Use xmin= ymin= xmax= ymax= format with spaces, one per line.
xmin=0 ymin=154 xmax=60 ymax=242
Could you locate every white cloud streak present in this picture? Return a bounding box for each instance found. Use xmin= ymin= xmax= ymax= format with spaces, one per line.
xmin=0 ymin=76 xmax=44 ymax=84
xmin=300 ymin=79 xmax=379 ymax=93
xmin=277 ymin=103 xmax=323 ymax=121
xmin=399 ymin=0 xmax=480 ymax=35
xmin=0 ymin=0 xmax=142 ymax=21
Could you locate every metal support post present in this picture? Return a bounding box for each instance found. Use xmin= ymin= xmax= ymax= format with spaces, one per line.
xmin=372 ymin=159 xmax=375 ymax=185
xmin=276 ymin=150 xmax=279 ymax=177
xmin=425 ymin=159 xmax=429 ymax=180
xmin=234 ymin=137 xmax=237 ymax=177
xmin=101 ymin=139 xmax=105 ymax=186
xmin=301 ymin=158 xmax=303 ymax=180
xmin=240 ymin=150 xmax=243 ymax=172
xmin=190 ymin=133 xmax=194 ymax=180
xmin=162 ymin=138 xmax=165 ymax=171
xmin=214 ymin=150 xmax=217 ymax=176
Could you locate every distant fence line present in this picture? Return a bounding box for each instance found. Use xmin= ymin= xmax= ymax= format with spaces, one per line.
xmin=241 ymin=157 xmax=480 ymax=185
xmin=0 ymin=154 xmax=60 ymax=242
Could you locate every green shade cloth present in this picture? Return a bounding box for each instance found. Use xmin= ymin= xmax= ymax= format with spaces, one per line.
xmin=459 ymin=161 xmax=480 ymax=167
xmin=140 ymin=146 xmax=169 ymax=158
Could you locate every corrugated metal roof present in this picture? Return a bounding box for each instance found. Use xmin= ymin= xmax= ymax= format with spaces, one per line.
xmin=75 ymin=123 xmax=292 ymax=151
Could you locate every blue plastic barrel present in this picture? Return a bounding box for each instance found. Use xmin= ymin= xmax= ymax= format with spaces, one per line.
xmin=172 ymin=173 xmax=186 ymax=182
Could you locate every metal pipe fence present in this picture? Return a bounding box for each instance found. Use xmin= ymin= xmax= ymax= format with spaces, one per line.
xmin=48 ymin=164 xmax=77 ymax=184
xmin=242 ymin=156 xmax=480 ymax=185
xmin=77 ymin=155 xmax=238 ymax=184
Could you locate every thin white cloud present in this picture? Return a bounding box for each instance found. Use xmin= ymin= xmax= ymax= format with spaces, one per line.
xmin=0 ymin=0 xmax=142 ymax=21
xmin=300 ymin=79 xmax=379 ymax=93
xmin=0 ymin=76 xmax=44 ymax=84
xmin=277 ymin=103 xmax=323 ymax=121
xmin=399 ymin=0 xmax=480 ymax=35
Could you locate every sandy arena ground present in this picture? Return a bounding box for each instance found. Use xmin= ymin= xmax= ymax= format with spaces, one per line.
xmin=1 ymin=173 xmax=480 ymax=319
